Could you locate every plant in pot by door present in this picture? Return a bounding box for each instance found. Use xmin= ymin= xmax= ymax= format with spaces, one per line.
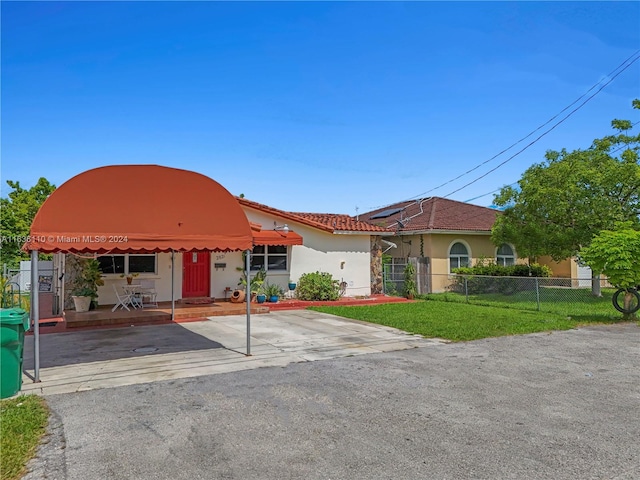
xmin=71 ymin=258 xmax=104 ymax=312
xmin=264 ymin=282 xmax=285 ymax=303
xmin=256 ymin=285 xmax=267 ymax=304
xmin=236 ymin=267 xmax=266 ymax=302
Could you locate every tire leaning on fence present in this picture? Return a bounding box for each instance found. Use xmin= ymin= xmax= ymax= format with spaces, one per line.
xmin=612 ymin=287 xmax=640 ymax=314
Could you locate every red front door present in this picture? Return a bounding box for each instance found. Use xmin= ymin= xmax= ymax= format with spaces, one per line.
xmin=182 ymin=251 xmax=210 ymax=298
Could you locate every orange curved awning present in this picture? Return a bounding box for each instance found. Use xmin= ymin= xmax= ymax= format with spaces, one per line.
xmin=24 ymin=165 xmax=254 ymax=253
xmin=252 ymin=230 xmax=303 ymax=246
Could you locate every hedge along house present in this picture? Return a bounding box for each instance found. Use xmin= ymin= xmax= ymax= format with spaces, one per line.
xmin=359 ymin=197 xmax=521 ymax=293
xmin=23 ymin=164 xmax=265 ymax=379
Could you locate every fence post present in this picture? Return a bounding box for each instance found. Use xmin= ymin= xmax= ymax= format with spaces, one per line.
xmin=464 ymin=277 xmax=469 ymax=303
xmin=535 ymin=277 xmax=540 ymax=311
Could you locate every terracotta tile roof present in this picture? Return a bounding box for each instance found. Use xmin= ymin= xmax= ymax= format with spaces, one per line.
xmin=237 ymin=198 xmax=389 ymax=233
xmin=359 ymin=197 xmax=499 ymax=232
xmin=288 ymin=212 xmax=390 ymax=233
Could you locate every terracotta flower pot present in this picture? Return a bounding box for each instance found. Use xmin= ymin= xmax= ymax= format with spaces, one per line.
xmin=230 ymin=290 xmax=245 ymax=303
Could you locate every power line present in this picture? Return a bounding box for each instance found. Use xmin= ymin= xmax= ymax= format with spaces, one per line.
xmin=464 ymin=183 xmax=518 ymax=203
xmin=442 ymin=52 xmax=640 ymax=198
xmin=463 ymin=120 xmax=639 ymax=204
xmin=367 ymin=49 xmax=640 ymax=211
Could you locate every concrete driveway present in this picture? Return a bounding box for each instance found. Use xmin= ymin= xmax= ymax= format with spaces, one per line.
xmin=22 ymin=322 xmax=639 ymax=480
xmin=21 ymin=310 xmax=440 ymax=395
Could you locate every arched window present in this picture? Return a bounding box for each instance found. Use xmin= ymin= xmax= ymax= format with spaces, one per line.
xmin=449 ymin=242 xmax=470 ymax=271
xmin=496 ymin=244 xmax=515 ymax=266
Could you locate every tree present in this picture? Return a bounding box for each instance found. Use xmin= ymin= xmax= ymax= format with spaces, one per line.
xmin=579 ymin=224 xmax=640 ymax=319
xmin=0 ymin=178 xmax=56 ymax=269
xmin=492 ymin=100 xmax=640 ymax=295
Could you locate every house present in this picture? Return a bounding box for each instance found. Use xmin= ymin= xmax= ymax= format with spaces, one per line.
xmin=24 ymin=165 xmax=391 ymax=312
xmin=358 ymin=196 xmax=590 ymax=292
xmin=358 ymin=197 xmax=518 ymax=293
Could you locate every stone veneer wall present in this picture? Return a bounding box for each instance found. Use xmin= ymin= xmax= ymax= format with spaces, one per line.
xmin=370 ymin=236 xmax=383 ymax=295
xmin=63 ymin=254 xmax=83 ymax=310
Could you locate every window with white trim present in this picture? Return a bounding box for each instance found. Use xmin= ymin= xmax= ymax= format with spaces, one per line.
xmin=449 ymin=242 xmax=470 ymax=271
xmin=250 ymin=245 xmax=287 ymax=271
xmin=97 ymin=254 xmax=157 ymax=275
xmin=496 ymin=244 xmax=515 ymax=266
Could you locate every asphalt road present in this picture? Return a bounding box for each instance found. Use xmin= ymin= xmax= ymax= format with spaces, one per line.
xmin=24 ymin=323 xmax=639 ymax=480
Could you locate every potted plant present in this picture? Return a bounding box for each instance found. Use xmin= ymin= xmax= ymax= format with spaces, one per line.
xmin=71 ymin=258 xmax=105 ymax=312
xmin=264 ymin=282 xmax=285 ymax=303
xmin=288 ymin=280 xmax=297 ymax=291
xmin=119 ymin=272 xmax=140 ymax=285
xmin=256 ymin=286 xmax=267 ymax=304
xmin=236 ymin=267 xmax=266 ymax=302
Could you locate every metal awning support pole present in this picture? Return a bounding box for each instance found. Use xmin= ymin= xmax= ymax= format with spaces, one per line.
xmin=30 ymin=250 xmax=41 ymax=382
xmin=245 ymin=249 xmax=251 ymax=356
xmin=171 ymin=250 xmax=175 ymax=322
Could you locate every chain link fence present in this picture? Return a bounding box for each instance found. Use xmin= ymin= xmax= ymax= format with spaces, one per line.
xmin=426 ymin=274 xmax=616 ymax=317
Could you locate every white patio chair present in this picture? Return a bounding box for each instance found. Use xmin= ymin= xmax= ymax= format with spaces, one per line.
xmin=112 ymin=284 xmax=133 ymax=312
xmin=139 ymin=279 xmax=158 ymax=308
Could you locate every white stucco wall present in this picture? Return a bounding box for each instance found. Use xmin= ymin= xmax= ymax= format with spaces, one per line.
xmin=94 ymin=207 xmax=373 ymax=306
xmin=97 ymin=252 xmax=178 ymax=305
xmin=245 ymin=209 xmax=372 ymax=297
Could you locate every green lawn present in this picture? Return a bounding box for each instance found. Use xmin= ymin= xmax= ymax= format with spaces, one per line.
xmin=310 ymin=300 xmax=624 ymax=342
xmin=1 ymin=395 xmax=49 ymax=480
xmin=425 ymin=287 xmax=618 ymax=319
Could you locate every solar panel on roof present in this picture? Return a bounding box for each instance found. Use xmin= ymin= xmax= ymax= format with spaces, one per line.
xmin=369 ymin=207 xmax=404 ymax=219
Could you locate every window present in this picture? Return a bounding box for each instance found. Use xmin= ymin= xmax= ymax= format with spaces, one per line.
xmin=496 ymin=244 xmax=515 ymax=266
xmin=449 ymin=242 xmax=470 ymax=271
xmin=97 ymin=254 xmax=157 ymax=275
xmin=250 ymin=245 xmax=287 ymax=271
xmin=96 ymin=255 xmax=125 ymax=274
xmin=128 ymin=254 xmax=156 ymax=273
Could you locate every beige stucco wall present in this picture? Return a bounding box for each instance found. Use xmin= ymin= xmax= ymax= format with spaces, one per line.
xmin=383 ymin=232 xmax=520 ymax=293
xmin=537 ymin=256 xmax=577 ymax=278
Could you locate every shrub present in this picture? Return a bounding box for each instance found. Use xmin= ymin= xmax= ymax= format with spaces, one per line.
xmin=450 ymin=262 xmax=552 ymax=295
xmin=296 ymin=272 xmax=340 ymax=301
xmin=404 ymin=262 xmax=417 ymax=298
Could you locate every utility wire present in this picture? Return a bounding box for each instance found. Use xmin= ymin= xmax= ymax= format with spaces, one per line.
xmin=367 ymin=49 xmax=640 ymax=211
xmin=442 ymin=53 xmax=640 ymax=198
xmin=464 ymin=183 xmax=518 ymax=203
xmin=463 ymin=120 xmax=639 ymax=204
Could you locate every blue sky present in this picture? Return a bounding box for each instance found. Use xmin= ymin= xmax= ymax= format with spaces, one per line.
xmin=2 ymin=1 xmax=639 ymax=214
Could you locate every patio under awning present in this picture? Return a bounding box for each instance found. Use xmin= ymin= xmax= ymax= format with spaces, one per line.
xmin=23 ymin=164 xmax=258 ymax=382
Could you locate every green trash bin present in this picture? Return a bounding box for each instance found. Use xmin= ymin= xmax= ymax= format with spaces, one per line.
xmin=0 ymin=308 xmax=30 ymax=399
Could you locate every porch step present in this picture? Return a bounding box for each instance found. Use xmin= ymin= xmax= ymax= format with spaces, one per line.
xmin=64 ymin=301 xmax=270 ymax=329
xmin=64 ymin=309 xmax=171 ymax=329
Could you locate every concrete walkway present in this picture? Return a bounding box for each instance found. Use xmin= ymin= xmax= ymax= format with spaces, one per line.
xmin=20 ymin=310 xmax=443 ymax=395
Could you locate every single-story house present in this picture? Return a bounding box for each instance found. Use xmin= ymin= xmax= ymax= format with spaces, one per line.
xmin=25 ymin=165 xmax=391 ymax=312
xmin=357 ymin=197 xmax=582 ymax=292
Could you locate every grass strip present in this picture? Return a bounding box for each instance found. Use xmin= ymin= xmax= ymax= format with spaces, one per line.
xmin=1 ymin=395 xmax=49 ymax=480
xmin=310 ymin=300 xmax=623 ymax=342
